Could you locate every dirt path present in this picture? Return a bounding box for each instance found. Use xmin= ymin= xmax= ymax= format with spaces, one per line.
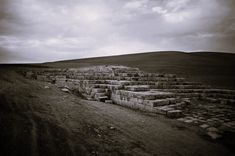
xmin=0 ymin=75 xmax=234 ymax=156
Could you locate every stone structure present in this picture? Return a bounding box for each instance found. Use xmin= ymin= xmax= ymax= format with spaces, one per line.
xmin=23 ymin=65 xmax=235 ymax=138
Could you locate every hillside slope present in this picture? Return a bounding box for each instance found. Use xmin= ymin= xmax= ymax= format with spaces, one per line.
xmin=44 ymin=51 xmax=235 ymax=89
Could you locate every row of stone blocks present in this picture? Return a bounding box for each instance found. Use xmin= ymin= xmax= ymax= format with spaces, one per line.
xmin=157 ymin=88 xmax=235 ymax=105
xmin=59 ymin=75 xmax=185 ymax=81
xmin=39 ymin=73 xmax=235 ymax=106
xmin=54 ymin=82 xmax=234 ymax=107
xmin=111 ymin=90 xmax=189 ymax=118
xmin=65 ymin=71 xmax=234 ymax=113
xmin=55 ymin=77 xmax=189 ymax=118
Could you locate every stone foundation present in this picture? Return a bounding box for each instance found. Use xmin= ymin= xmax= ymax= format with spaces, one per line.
xmin=23 ymin=65 xmax=235 ymax=123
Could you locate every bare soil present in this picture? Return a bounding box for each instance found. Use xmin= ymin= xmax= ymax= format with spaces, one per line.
xmin=0 ymin=70 xmax=234 ymax=156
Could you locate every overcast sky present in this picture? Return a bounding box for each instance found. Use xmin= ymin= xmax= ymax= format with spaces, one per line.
xmin=0 ymin=0 xmax=235 ymax=63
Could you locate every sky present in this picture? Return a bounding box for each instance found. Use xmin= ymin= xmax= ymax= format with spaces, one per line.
xmin=0 ymin=0 xmax=235 ymax=63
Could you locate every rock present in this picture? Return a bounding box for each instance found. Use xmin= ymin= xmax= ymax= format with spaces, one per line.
xmin=183 ymin=119 xmax=193 ymax=123
xmin=125 ymin=85 xmax=150 ymax=91
xmin=177 ymin=118 xmax=185 ymax=122
xmin=64 ymin=85 xmax=70 ymax=89
xmin=87 ymin=97 xmax=93 ymax=101
xmin=109 ymin=126 xmax=115 ymax=130
xmin=61 ymin=88 xmax=70 ymax=93
xmin=207 ymin=127 xmax=219 ymax=132
xmin=97 ymin=96 xmax=108 ymax=102
xmin=44 ymin=86 xmax=50 ymax=89
xmin=207 ymin=132 xmax=221 ymax=139
xmin=200 ymin=124 xmax=209 ymax=129
xmin=198 ymin=119 xmax=206 ymax=123
xmin=105 ymin=100 xmax=113 ymax=104
xmin=166 ymin=110 xmax=182 ymax=118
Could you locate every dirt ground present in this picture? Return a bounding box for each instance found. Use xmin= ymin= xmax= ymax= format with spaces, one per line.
xmin=0 ymin=70 xmax=234 ymax=156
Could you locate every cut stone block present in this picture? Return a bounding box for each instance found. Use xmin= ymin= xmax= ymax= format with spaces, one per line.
xmin=117 ymin=90 xmax=175 ymax=100
xmin=55 ymin=75 xmax=66 ymax=81
xmin=61 ymin=88 xmax=70 ymax=93
xmin=92 ymin=88 xmax=106 ymax=93
xmin=147 ymin=98 xmax=181 ymax=107
xmin=125 ymin=85 xmax=150 ymax=91
xmin=105 ymin=100 xmax=113 ymax=104
xmin=97 ymin=96 xmax=109 ymax=102
xmin=166 ymin=110 xmax=183 ymax=118
xmin=154 ymin=106 xmax=174 ymax=114
xmin=95 ymin=92 xmax=107 ymax=97
xmin=147 ymin=99 xmax=170 ymax=107
xmin=200 ymin=124 xmax=210 ymax=129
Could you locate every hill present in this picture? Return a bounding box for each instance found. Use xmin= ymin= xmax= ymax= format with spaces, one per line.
xmin=44 ymin=51 xmax=235 ymax=89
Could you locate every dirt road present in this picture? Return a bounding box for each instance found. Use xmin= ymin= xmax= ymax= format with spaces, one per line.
xmin=0 ymin=71 xmax=233 ymax=156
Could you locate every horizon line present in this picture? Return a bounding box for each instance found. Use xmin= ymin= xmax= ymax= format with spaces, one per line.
xmin=1 ymin=50 xmax=234 ymax=64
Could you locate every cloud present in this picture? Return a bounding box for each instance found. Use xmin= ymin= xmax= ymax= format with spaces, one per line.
xmin=0 ymin=0 xmax=235 ymax=63
xmin=123 ymin=0 xmax=148 ymax=9
xmin=152 ymin=7 xmax=167 ymax=14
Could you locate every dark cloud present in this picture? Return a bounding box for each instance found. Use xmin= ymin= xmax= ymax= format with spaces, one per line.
xmin=0 ymin=0 xmax=20 ymax=35
xmin=0 ymin=47 xmax=29 ymax=63
xmin=0 ymin=0 xmax=10 ymax=34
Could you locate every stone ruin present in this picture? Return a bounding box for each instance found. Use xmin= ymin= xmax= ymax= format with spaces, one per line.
xmin=23 ymin=65 xmax=235 ymax=139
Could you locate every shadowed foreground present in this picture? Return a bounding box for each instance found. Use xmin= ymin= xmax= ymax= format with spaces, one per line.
xmin=0 ymin=69 xmax=234 ymax=156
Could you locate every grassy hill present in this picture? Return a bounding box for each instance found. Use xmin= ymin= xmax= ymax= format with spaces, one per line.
xmin=44 ymin=51 xmax=235 ymax=89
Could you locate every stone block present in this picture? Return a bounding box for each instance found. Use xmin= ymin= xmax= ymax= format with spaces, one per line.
xmin=200 ymin=124 xmax=210 ymax=129
xmin=105 ymin=100 xmax=113 ymax=104
xmin=166 ymin=110 xmax=183 ymax=118
xmin=61 ymin=88 xmax=70 ymax=93
xmin=97 ymin=96 xmax=108 ymax=102
xmin=92 ymin=88 xmax=106 ymax=93
xmin=125 ymin=85 xmax=150 ymax=91
xmin=25 ymin=71 xmax=34 ymax=79
xmin=146 ymin=99 xmax=167 ymax=107
xmin=37 ymin=75 xmax=48 ymax=81
xmin=154 ymin=106 xmax=174 ymax=114
xmin=55 ymin=75 xmax=66 ymax=81
xmin=95 ymin=92 xmax=107 ymax=98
